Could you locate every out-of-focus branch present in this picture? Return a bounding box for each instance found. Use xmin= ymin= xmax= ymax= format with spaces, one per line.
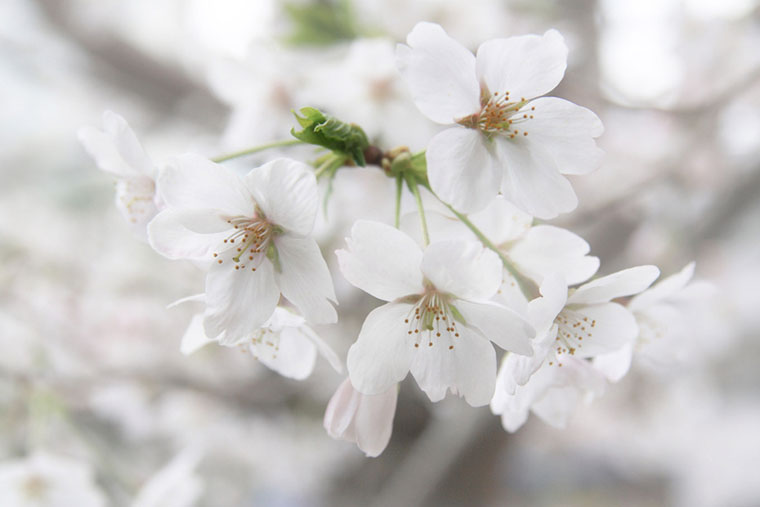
xmin=696 ymin=161 xmax=760 ymax=243
xmin=33 ymin=0 xmax=227 ymax=125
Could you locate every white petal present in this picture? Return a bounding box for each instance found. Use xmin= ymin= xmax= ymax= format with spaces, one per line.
xmin=494 ymin=270 xmax=530 ymax=317
xmin=455 ymin=300 xmax=534 ymax=355
xmin=524 ymin=97 xmax=603 ymax=138
xmin=509 ymin=225 xmax=599 ymax=285
xmin=563 ymin=302 xmax=638 ymax=358
xmin=253 ymin=326 xmax=317 ymax=380
xmin=476 ymin=30 xmax=567 ymax=100
xmin=337 ymin=220 xmax=424 ymax=302
xmin=203 ymin=255 xmax=279 ymax=340
xmin=511 ymin=329 xmax=554 ymax=386
xmin=531 ymin=386 xmax=580 ymax=429
xmin=568 ymin=265 xmax=660 ymax=305
xmin=469 ymin=196 xmax=533 ymax=245
xmin=559 ymin=355 xmax=608 ymax=395
xmin=496 ymin=137 xmax=578 ymax=219
xmin=399 ymin=210 xmax=470 ymax=247
xmin=158 ymin=154 xmax=251 ymax=215
xmin=531 ymin=357 xmax=606 ymax=427
xmin=324 ymin=378 xmax=360 ymax=442
xmin=499 ymin=408 xmax=530 ymax=433
xmin=78 ymin=111 xmax=153 ymax=177
xmin=148 ymin=209 xmax=229 ymax=260
xmin=528 ymin=274 xmax=568 ymax=331
xmin=396 ymin=22 xmax=480 ymax=124
xmin=593 ymin=342 xmax=634 ymax=382
xmin=347 ymin=303 xmax=415 ymax=395
xmin=521 ymin=97 xmax=604 ymax=175
xmin=629 ymin=262 xmax=695 ymax=312
xmin=79 ymin=126 xmax=138 ymax=177
xmin=492 ymin=354 xmax=519 ymax=399
xmin=427 ymin=128 xmax=501 ymax=214
xmin=354 ymin=384 xmax=398 ymax=457
xmin=491 ymin=355 xmax=557 ymax=431
xmin=323 ymin=379 xmax=398 ymax=458
xmin=242 ymin=158 xmax=318 ymax=236
xmin=274 ymin=235 xmax=337 ymax=324
xmin=180 ymin=314 xmax=216 ymax=355
xmin=410 ymin=326 xmax=496 ymax=407
xmin=421 ymin=240 xmax=501 ymax=301
xmin=102 ymin=111 xmax=155 ymax=175
xmin=267 ymin=306 xmax=306 ymax=329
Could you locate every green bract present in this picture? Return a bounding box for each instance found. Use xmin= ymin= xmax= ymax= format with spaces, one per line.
xmin=291 ymin=107 xmax=370 ymax=166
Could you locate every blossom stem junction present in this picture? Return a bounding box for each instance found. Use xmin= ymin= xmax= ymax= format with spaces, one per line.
xmin=212 ymin=139 xmax=303 ymax=163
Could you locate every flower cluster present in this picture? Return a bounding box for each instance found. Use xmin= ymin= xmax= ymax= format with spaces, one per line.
xmin=80 ymin=21 xmax=704 ymax=458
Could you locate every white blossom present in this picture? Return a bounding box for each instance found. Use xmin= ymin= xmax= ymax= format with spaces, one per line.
xmin=78 ymin=111 xmax=161 ymax=238
xmin=397 ymin=22 xmax=603 ymax=218
xmin=181 ymin=307 xmax=342 ymax=380
xmin=491 ymin=266 xmax=659 ymax=430
xmin=338 ymin=220 xmax=534 ymax=407
xmin=148 ymin=155 xmax=337 ymax=338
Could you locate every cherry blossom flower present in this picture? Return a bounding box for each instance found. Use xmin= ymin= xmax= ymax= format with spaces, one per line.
xmin=323 ymin=378 xmax=398 ymax=458
xmin=491 ymin=266 xmax=659 ymax=430
xmin=78 ymin=111 xmax=161 ymax=238
xmin=148 ymin=155 xmax=336 ymax=339
xmin=338 ymin=220 xmax=534 ymax=407
xmin=594 ymin=262 xmax=714 ymax=381
xmin=181 ymin=307 xmax=342 ymax=380
xmin=397 ymin=22 xmax=603 ymax=218
xmin=0 ymin=452 xmax=106 ymax=507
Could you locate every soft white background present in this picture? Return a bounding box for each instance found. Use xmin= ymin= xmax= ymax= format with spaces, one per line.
xmin=1 ymin=0 xmax=759 ymax=505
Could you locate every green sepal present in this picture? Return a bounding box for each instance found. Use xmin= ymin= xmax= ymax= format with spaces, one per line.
xmin=290 ymin=107 xmax=369 ymax=166
xmin=390 ymin=150 xmax=429 ymax=189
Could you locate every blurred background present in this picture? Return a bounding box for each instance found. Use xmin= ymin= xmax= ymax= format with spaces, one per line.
xmin=2 ymin=0 xmax=760 ymax=505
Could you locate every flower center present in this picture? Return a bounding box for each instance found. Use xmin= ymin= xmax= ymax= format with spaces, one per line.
xmin=213 ymin=214 xmax=273 ymax=272
xmin=549 ymin=309 xmax=596 ymax=365
xmin=248 ymin=326 xmax=280 ymax=361
xmin=118 ymin=176 xmax=156 ymax=223
xmin=457 ymin=88 xmax=535 ymax=139
xmin=403 ymin=291 xmax=461 ymax=350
